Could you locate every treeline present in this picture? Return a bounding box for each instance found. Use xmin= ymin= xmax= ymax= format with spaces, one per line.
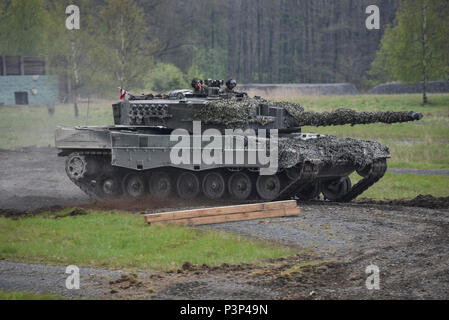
xmin=0 ymin=0 xmax=447 ymax=104
xmin=147 ymin=0 xmax=401 ymax=88
xmin=205 ymin=0 xmax=400 ymax=86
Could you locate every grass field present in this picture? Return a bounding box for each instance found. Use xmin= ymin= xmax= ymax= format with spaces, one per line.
xmin=352 ymin=172 xmax=448 ymax=199
xmin=0 ymin=211 xmax=296 ymax=271
xmin=0 ymin=289 xmax=63 ymax=300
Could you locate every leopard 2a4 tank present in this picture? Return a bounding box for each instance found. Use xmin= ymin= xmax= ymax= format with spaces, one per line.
xmin=55 ymin=79 xmax=422 ymax=202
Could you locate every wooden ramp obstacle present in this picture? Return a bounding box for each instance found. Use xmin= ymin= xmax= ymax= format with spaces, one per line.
xmin=143 ymin=200 xmax=300 ymax=226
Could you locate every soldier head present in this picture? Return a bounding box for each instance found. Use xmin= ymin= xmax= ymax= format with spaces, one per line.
xmin=226 ymin=79 xmax=237 ymax=91
xmin=191 ymin=78 xmax=203 ymax=92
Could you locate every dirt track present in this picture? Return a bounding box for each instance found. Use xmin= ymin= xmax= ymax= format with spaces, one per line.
xmin=0 ymin=147 xmax=448 ymax=299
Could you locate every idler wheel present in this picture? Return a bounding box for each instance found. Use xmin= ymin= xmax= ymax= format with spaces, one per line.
xmin=228 ymin=172 xmax=252 ymax=200
xmin=321 ymin=176 xmax=351 ymax=201
xmin=256 ymin=175 xmax=281 ymax=201
xmin=202 ymin=172 xmax=226 ymax=200
xmin=356 ymin=164 xmax=373 ymax=177
xmin=176 ymin=172 xmax=200 ymax=199
xmin=96 ymin=174 xmax=122 ymax=198
xmin=66 ymin=153 xmax=88 ymax=180
xmin=123 ymin=173 xmax=146 ymax=198
xmin=149 ymin=172 xmax=172 ymax=199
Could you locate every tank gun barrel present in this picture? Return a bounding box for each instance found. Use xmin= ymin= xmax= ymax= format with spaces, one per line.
xmin=292 ymin=109 xmax=423 ymax=127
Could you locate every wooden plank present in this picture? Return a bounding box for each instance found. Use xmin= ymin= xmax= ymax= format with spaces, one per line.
xmin=144 ymin=200 xmax=297 ymax=223
xmin=149 ymin=207 xmax=301 ymax=226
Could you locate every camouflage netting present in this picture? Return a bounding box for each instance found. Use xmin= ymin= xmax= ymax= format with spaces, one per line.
xmin=278 ymin=135 xmax=390 ymax=169
xmin=284 ymin=107 xmax=422 ymax=127
xmin=195 ymin=97 xmax=305 ymax=128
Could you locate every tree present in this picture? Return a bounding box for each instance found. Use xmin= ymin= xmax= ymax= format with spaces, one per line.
xmin=98 ymin=0 xmax=155 ymax=91
xmin=143 ymin=63 xmax=185 ymax=92
xmin=44 ymin=0 xmax=103 ymax=117
xmin=0 ymin=0 xmax=49 ymax=55
xmin=369 ymin=0 xmax=449 ymax=104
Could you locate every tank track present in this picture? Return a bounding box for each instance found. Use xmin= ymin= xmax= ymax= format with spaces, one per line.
xmin=276 ymin=163 xmax=320 ymax=200
xmin=339 ymin=158 xmax=387 ymax=202
xmin=64 ymin=152 xmax=387 ymax=203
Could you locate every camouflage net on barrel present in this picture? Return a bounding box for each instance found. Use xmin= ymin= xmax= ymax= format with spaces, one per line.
xmin=196 ymin=97 xmax=421 ymax=128
xmin=284 ymin=108 xmax=422 ymax=127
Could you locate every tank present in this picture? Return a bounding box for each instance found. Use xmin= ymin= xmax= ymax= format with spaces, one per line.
xmin=55 ymin=79 xmax=423 ymax=202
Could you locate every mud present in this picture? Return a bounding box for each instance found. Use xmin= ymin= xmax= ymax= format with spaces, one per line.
xmin=357 ymin=195 xmax=449 ymax=210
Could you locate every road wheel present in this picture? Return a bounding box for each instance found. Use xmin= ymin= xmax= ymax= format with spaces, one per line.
xmin=228 ymin=172 xmax=252 ymax=200
xmin=96 ymin=174 xmax=122 ymax=198
xmin=123 ymin=173 xmax=146 ymax=198
xmin=256 ymin=175 xmax=281 ymax=201
xmin=149 ymin=172 xmax=172 ymax=199
xmin=202 ymin=172 xmax=226 ymax=200
xmin=176 ymin=172 xmax=200 ymax=199
xmin=321 ymin=176 xmax=351 ymax=201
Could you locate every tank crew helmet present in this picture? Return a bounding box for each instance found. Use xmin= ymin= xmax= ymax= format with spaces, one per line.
xmin=191 ymin=78 xmax=203 ymax=91
xmin=226 ymin=79 xmax=237 ymax=90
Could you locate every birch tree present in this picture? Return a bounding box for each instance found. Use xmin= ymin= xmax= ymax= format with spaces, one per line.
xmin=99 ymin=0 xmax=155 ymax=91
xmin=369 ymin=0 xmax=449 ymax=104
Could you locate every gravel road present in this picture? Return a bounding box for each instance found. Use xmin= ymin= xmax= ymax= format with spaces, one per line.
xmin=0 ymin=260 xmax=122 ymax=299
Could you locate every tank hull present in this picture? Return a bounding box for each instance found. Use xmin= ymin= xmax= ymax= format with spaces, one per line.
xmin=55 ymin=125 xmax=390 ymax=201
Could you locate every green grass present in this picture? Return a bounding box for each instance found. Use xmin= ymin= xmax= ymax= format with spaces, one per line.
xmin=0 ymin=289 xmax=64 ymax=300
xmin=0 ymin=211 xmax=296 ymax=271
xmin=0 ymin=101 xmax=113 ymax=148
xmin=352 ymin=172 xmax=449 ymax=200
xmin=385 ymin=141 xmax=449 ymax=170
xmin=303 ymin=123 xmax=448 ymax=141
